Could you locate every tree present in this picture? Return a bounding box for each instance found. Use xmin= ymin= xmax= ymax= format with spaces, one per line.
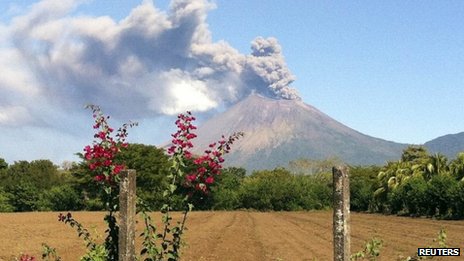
xmin=42 ymin=185 xmax=82 ymax=211
xmin=5 ymin=160 xmax=61 ymax=190
xmin=423 ymin=153 xmax=449 ymax=180
xmin=239 ymin=168 xmax=294 ymax=211
xmin=69 ymin=159 xmax=104 ymax=210
xmin=0 ymin=158 xmax=7 ymax=170
xmin=0 ymin=188 xmax=14 ymax=212
xmin=425 ymin=174 xmax=457 ymax=218
xmin=211 ymin=167 xmax=246 ymax=210
xmin=401 ymin=145 xmax=429 ymax=163
xmin=116 ymin=143 xmax=171 ymax=210
xmin=8 ymin=182 xmax=41 ymax=211
xmin=450 ymin=152 xmax=464 ymax=182
xmin=350 ymin=165 xmax=380 ymax=212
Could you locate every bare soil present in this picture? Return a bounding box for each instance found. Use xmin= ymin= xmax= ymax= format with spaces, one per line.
xmin=1 ymin=211 xmax=463 ymax=260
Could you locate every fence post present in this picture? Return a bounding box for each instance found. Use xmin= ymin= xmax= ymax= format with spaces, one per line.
xmin=333 ymin=166 xmax=350 ymax=261
xmin=119 ymin=169 xmax=136 ymax=261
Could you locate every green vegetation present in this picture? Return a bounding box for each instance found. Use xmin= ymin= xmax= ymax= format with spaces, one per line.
xmin=1 ymin=145 xmax=463 ymax=217
xmin=369 ymin=146 xmax=464 ymax=219
xmin=237 ymin=168 xmax=332 ymax=211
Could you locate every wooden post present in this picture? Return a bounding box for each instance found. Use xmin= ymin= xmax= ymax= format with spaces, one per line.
xmin=119 ymin=169 xmax=136 ymax=261
xmin=333 ymin=166 xmax=350 ymax=261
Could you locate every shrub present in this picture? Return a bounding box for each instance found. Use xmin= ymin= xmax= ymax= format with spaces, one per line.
xmin=43 ymin=185 xmax=82 ymax=211
xmin=425 ymin=175 xmax=457 ymax=218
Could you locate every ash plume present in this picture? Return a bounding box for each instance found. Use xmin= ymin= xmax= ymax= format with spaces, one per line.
xmin=0 ymin=0 xmax=300 ymax=128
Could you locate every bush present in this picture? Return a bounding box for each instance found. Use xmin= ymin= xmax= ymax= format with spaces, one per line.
xmin=43 ymin=185 xmax=82 ymax=211
xmin=425 ymin=175 xmax=457 ymax=218
xmin=401 ymin=176 xmax=428 ymax=216
xmin=7 ymin=182 xmax=41 ymax=211
xmin=237 ymin=168 xmax=332 ymax=211
xmin=211 ymin=167 xmax=245 ymax=210
xmin=350 ymin=166 xmax=379 ymax=212
xmin=449 ymin=181 xmax=464 ymax=219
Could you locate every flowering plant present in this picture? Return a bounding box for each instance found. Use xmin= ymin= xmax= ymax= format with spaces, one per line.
xmin=28 ymin=106 xmax=241 ymax=261
xmin=83 ymin=105 xmax=136 ymax=186
xmin=55 ymin=105 xmax=137 ymax=261
xmin=82 ymin=105 xmax=137 ymax=260
xmin=139 ymin=111 xmax=243 ymax=260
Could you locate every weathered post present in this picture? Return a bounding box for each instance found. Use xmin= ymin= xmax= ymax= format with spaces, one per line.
xmin=333 ymin=166 xmax=350 ymax=261
xmin=119 ymin=169 xmax=136 ymax=261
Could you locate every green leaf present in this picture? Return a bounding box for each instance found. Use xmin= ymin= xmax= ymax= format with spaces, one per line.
xmin=169 ymin=184 xmax=177 ymax=193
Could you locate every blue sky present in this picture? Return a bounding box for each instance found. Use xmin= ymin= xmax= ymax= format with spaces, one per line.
xmin=1 ymin=0 xmax=463 ymax=165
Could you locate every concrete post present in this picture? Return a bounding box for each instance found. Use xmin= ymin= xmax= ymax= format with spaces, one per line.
xmin=333 ymin=166 xmax=350 ymax=261
xmin=119 ymin=169 xmax=136 ymax=261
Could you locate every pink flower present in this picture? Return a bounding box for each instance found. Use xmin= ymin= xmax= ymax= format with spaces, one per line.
xmin=113 ymin=165 xmax=124 ymax=175
xmin=186 ymin=174 xmax=197 ymax=182
xmin=104 ymin=160 xmax=112 ymax=166
xmin=98 ymin=131 xmax=106 ymax=139
xmin=85 ymin=153 xmax=93 ymax=160
xmin=205 ymin=176 xmax=214 ymax=184
xmin=197 ymin=167 xmax=207 ymax=174
xmin=186 ymin=133 xmax=197 ymax=140
xmin=89 ymin=163 xmax=97 ymax=170
xmin=19 ymin=254 xmax=36 ymax=261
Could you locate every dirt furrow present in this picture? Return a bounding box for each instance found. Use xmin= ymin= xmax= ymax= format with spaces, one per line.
xmin=1 ymin=211 xmax=464 ymax=261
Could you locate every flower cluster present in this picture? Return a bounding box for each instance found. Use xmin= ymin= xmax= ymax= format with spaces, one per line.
xmin=58 ymin=212 xmax=73 ymax=222
xmin=186 ymin=133 xmax=243 ymax=193
xmin=83 ymin=105 xmax=137 ymax=185
xmin=18 ymin=254 xmax=36 ymax=261
xmin=167 ymin=111 xmax=197 ymax=159
xmin=167 ymin=111 xmax=243 ymax=194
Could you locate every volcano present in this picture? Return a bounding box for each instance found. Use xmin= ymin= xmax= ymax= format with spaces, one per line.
xmin=192 ymin=94 xmax=408 ymax=171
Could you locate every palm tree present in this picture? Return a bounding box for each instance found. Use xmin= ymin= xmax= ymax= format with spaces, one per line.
xmin=422 ymin=153 xmax=449 ymax=180
xmin=450 ymin=152 xmax=464 ymax=182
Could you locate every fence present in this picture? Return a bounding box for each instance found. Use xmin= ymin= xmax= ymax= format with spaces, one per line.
xmin=118 ymin=167 xmax=352 ymax=261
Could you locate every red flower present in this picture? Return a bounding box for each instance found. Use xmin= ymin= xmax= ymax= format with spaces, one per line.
xmin=19 ymin=254 xmax=36 ymax=261
xmin=113 ymin=165 xmax=124 ymax=175
xmin=98 ymin=131 xmax=106 ymax=139
xmin=168 ymin=111 xmax=243 ymax=197
xmin=186 ymin=174 xmax=197 ymax=182
xmin=89 ymin=163 xmax=97 ymax=170
xmin=205 ymin=176 xmax=214 ymax=184
xmin=104 ymin=160 xmax=112 ymax=166
xmin=186 ymin=133 xmax=197 ymax=139
xmin=83 ymin=105 xmax=136 ymax=186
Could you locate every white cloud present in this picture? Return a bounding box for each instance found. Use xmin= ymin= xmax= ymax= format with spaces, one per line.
xmin=0 ymin=106 xmax=33 ymax=126
xmin=156 ymin=69 xmax=218 ymax=115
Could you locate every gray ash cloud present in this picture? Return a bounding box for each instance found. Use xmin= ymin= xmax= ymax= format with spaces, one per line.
xmin=0 ymin=0 xmax=300 ymax=126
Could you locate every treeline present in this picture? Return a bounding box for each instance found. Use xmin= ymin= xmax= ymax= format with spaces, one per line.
xmin=0 ymin=144 xmax=333 ymax=212
xmin=0 ymin=159 xmax=81 ymax=212
xmin=1 ymin=144 xmax=464 ymax=219
xmin=352 ymin=146 xmax=464 ymax=219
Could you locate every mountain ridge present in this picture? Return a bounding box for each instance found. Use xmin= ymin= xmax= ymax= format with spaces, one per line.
xmin=424 ymin=132 xmax=464 ymax=159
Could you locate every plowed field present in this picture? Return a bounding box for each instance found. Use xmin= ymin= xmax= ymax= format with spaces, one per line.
xmin=1 ymin=211 xmax=463 ymax=260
